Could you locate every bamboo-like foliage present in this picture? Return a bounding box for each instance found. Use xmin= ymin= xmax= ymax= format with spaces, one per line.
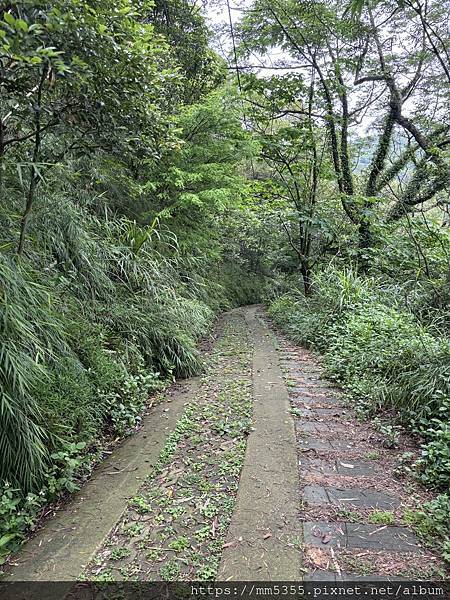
xmin=0 ymin=256 xmax=67 ymax=489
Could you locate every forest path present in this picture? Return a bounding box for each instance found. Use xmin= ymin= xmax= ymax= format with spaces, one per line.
xmin=6 ymin=305 xmax=302 ymax=582
xmin=5 ymin=306 xmax=443 ymax=583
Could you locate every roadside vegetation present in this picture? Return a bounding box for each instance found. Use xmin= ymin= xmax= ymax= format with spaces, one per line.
xmin=0 ymin=0 xmax=264 ymax=561
xmin=1 ymin=0 xmax=448 ymax=567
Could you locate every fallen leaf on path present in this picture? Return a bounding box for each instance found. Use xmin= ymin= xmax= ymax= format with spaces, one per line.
xmin=312 ymin=528 xmax=323 ymax=538
xmin=211 ymin=517 xmax=218 ymax=537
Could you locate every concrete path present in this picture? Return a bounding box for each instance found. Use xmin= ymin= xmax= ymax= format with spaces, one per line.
xmin=218 ymin=306 xmax=302 ymax=580
xmin=6 ymin=379 xmax=199 ymax=581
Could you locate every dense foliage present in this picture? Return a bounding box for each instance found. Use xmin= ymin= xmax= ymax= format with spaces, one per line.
xmin=0 ymin=0 xmax=265 ymax=558
xmin=0 ymin=0 xmax=448 ymax=562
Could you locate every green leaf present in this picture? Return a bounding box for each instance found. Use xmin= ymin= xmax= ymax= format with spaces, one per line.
xmin=0 ymin=533 xmax=16 ymax=549
xmin=15 ymin=19 xmax=28 ymax=32
xmin=3 ymin=12 xmax=15 ymax=26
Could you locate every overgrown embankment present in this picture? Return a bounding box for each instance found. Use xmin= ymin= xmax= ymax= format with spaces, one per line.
xmin=268 ymin=267 xmax=450 ymax=562
xmin=0 ymin=0 xmax=266 ymax=565
xmin=0 ymin=245 xmax=262 ymax=564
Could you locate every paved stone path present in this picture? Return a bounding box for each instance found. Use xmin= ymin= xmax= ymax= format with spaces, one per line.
xmin=274 ymin=324 xmax=442 ymax=581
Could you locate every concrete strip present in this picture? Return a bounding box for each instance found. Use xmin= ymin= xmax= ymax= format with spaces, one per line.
xmin=218 ymin=306 xmax=302 ymax=580
xmin=304 ymin=571 xmax=407 ymax=582
xmin=6 ymin=379 xmax=200 ymax=581
xmin=299 ymin=457 xmax=379 ymax=477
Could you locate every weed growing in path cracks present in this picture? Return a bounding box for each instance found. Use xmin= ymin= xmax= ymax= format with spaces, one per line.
xmin=84 ymin=312 xmax=253 ymax=582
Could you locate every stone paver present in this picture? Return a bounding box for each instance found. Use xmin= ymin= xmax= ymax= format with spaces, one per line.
xmin=291 ymin=376 xmax=323 ymax=384
xmin=303 ymin=521 xmax=421 ymax=552
xmin=273 ymin=323 xmax=441 ymax=581
xmin=287 ymin=367 xmax=322 ymax=376
xmin=346 ymin=523 xmax=420 ymax=552
xmin=299 ymin=439 xmax=335 ymax=451
xmin=290 ymin=382 xmax=340 ymax=394
xmin=304 ymin=485 xmax=401 ymax=509
xmin=297 ymin=408 xmax=346 ymax=418
xmin=298 ymin=437 xmax=356 ymax=451
xmin=296 ymin=422 xmax=334 ymax=433
xmin=300 ymin=457 xmax=378 ymax=477
xmin=335 ymin=460 xmax=378 ymax=476
xmin=328 ymin=487 xmax=401 ymax=510
xmin=304 ymin=485 xmax=330 ymax=504
xmin=292 ymin=391 xmax=342 ymax=404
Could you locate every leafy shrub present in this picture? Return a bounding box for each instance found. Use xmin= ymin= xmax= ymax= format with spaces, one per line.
xmin=404 ymin=494 xmax=450 ymax=564
xmin=101 ymin=369 xmax=164 ymax=436
xmin=0 ymin=484 xmax=46 ymax=562
xmin=416 ymin=423 xmax=450 ymax=490
xmin=0 ymin=441 xmax=94 ymax=562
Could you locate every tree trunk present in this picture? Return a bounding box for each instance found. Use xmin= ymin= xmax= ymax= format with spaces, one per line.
xmin=17 ymin=65 xmax=47 ymax=256
xmin=300 ymin=260 xmax=313 ymax=297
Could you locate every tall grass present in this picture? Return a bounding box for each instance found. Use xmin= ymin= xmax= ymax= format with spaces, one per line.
xmin=0 ymin=256 xmax=66 ymax=489
xmin=0 ymin=183 xmax=258 ymax=493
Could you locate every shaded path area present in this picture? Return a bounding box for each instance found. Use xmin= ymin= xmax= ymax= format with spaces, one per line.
xmin=5 ymin=306 xmax=445 ymax=582
xmin=218 ymin=307 xmax=302 ymax=580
